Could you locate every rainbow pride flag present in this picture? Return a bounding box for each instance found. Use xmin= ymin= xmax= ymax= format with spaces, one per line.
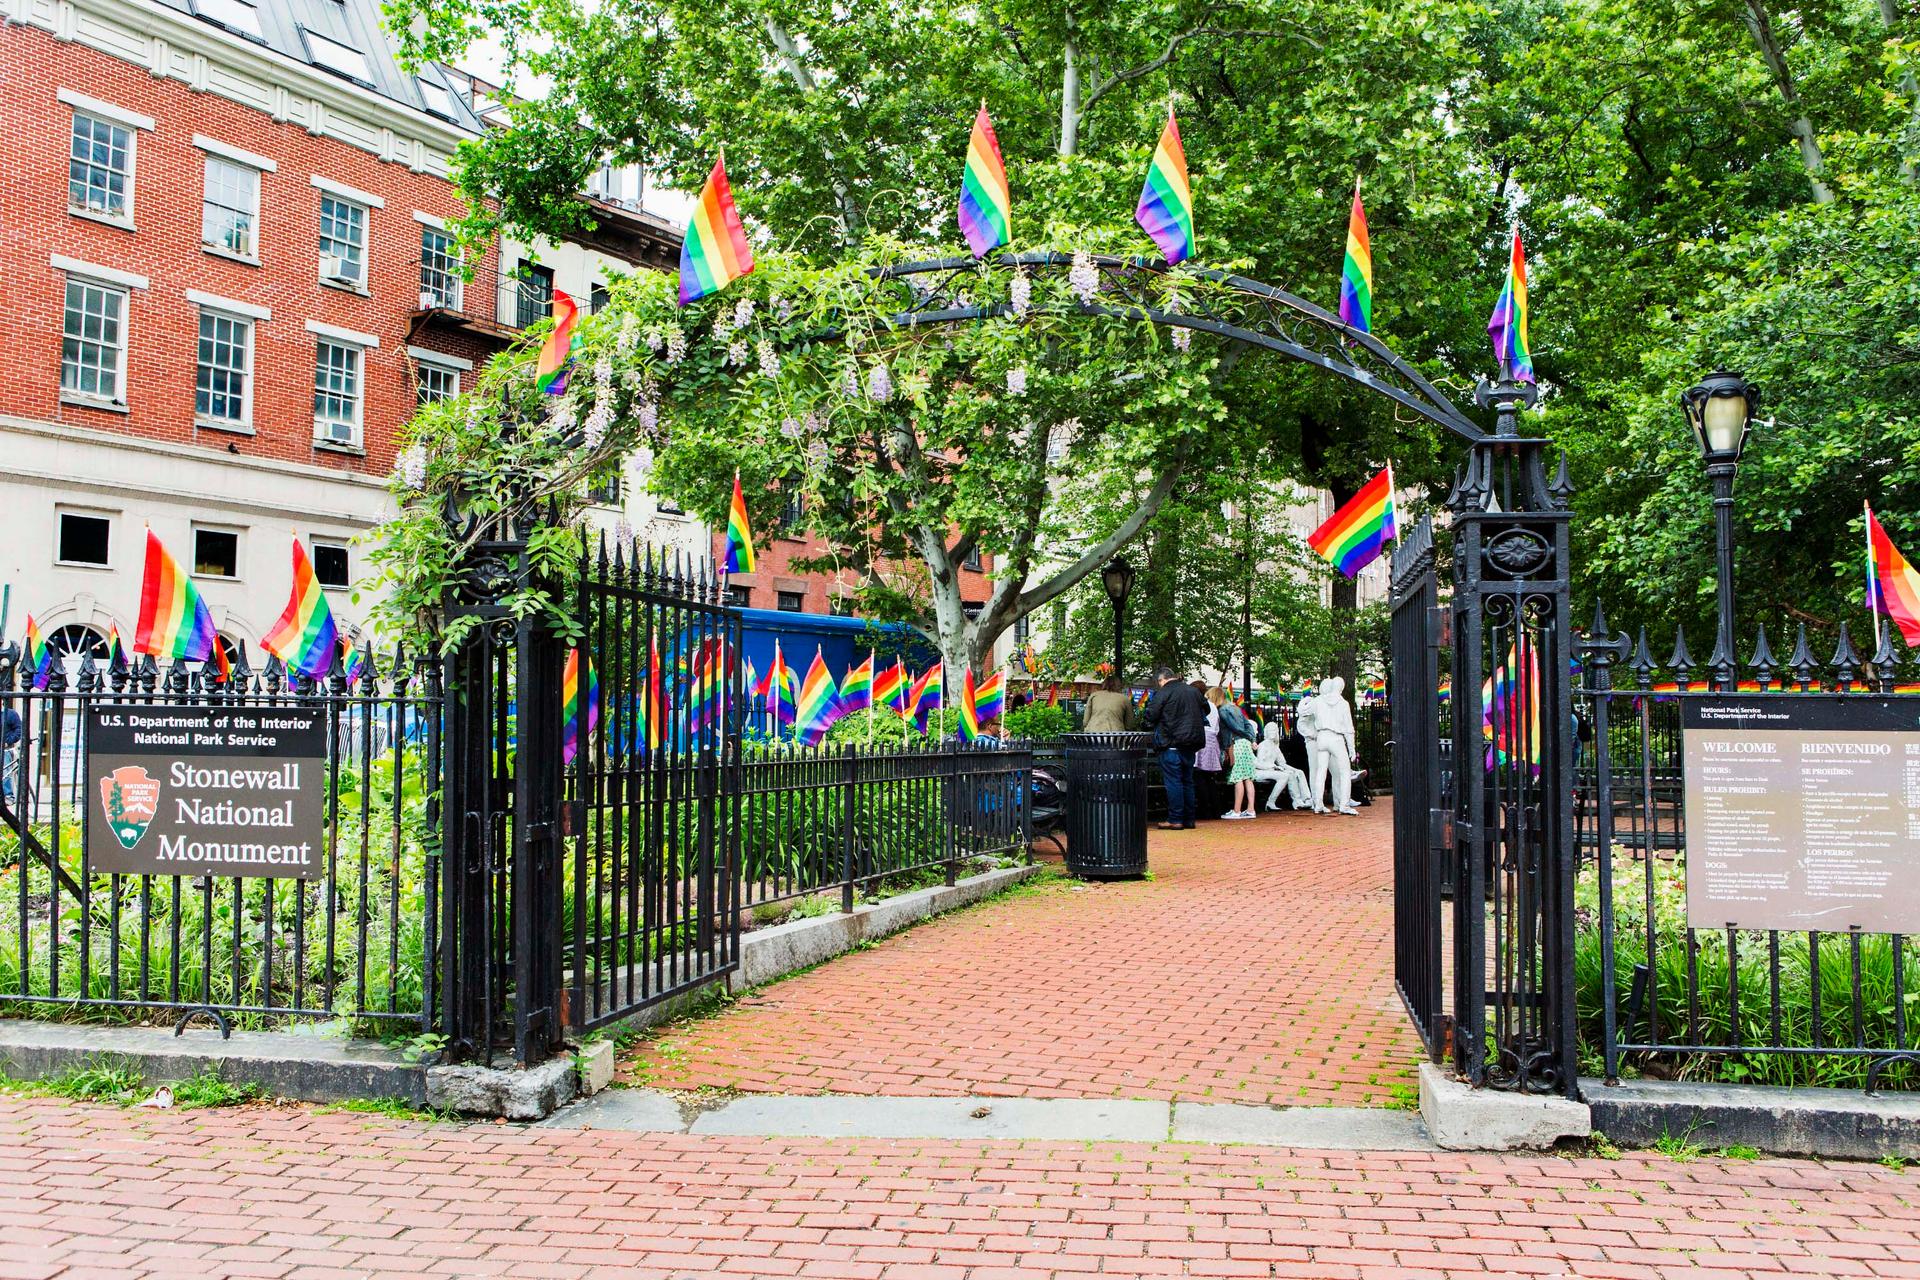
xmin=23 ymin=616 xmax=52 ymax=691
xmin=956 ymin=667 xmax=981 ymax=741
xmin=757 ymin=641 xmax=796 ymax=731
xmin=639 ymin=637 xmax=666 ymax=755
xmin=957 ymin=106 xmax=1012 ymax=258
xmin=1866 ymin=504 xmax=1920 ymax=646
xmin=795 ymin=647 xmax=843 ymax=747
xmin=687 ymin=637 xmax=728 ymax=735
xmin=535 ymin=289 xmax=579 ymax=395
xmin=1488 ymin=227 xmax=1534 ymax=384
xmin=341 ymin=639 xmax=365 ymax=686
xmin=974 ymin=670 xmax=1005 ymax=724
xmin=1307 ymin=467 xmax=1397 ymax=578
xmin=841 ymin=653 xmax=874 ymax=714
xmin=679 ymin=154 xmax=755 ymax=306
xmin=1340 ymin=179 xmax=1373 ymax=334
xmin=104 ymin=621 xmax=126 ymax=672
xmin=1482 ymin=641 xmax=1542 ymax=774
xmin=563 ymin=648 xmax=599 ymax=765
xmin=873 ymin=659 xmax=908 ymax=716
xmin=1135 ymin=109 xmax=1194 ymax=266
xmin=135 ymin=529 xmax=217 ymax=663
xmin=724 ymin=471 xmax=755 ymax=574
xmin=911 ymin=663 xmax=944 ymax=732
xmin=262 ymin=538 xmax=339 ymax=680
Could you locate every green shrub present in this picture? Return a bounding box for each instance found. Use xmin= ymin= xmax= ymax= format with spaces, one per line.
xmin=1002 ymin=704 xmax=1073 ymax=740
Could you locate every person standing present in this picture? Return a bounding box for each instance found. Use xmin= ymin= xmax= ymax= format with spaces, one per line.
xmin=1192 ymin=680 xmax=1223 ymax=819
xmin=1141 ymin=667 xmax=1207 ymax=830
xmin=1081 ymin=676 xmax=1134 ymax=733
xmin=1211 ymin=687 xmax=1259 ymax=819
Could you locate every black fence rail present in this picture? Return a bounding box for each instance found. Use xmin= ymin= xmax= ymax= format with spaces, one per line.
xmin=1577 ymin=614 xmax=1920 ymax=1090
xmin=736 ymin=742 xmax=1033 ymax=913
xmin=0 ymin=647 xmax=440 ymax=1032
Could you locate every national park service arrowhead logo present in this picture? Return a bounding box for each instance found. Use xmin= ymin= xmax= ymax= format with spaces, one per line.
xmin=99 ymin=765 xmax=160 ymax=850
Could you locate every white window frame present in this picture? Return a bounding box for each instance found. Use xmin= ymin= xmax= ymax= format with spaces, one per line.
xmin=59 ymin=274 xmax=129 ymax=407
xmin=190 ymin=523 xmax=244 ymax=581
xmin=414 ymin=358 xmax=461 ymax=405
xmin=317 ymin=192 xmax=369 ymax=293
xmin=312 ymin=337 xmax=366 ymax=448
xmin=54 ymin=507 xmax=115 ymax=569
xmin=194 ymin=307 xmax=255 ymax=432
xmin=416 ymin=216 xmax=463 ymax=310
xmin=200 ymin=154 xmax=262 ymax=262
xmin=68 ymin=111 xmax=136 ymax=227
xmin=308 ymin=537 xmax=351 ymax=589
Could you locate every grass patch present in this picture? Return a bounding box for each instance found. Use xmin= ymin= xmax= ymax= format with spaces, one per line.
xmin=169 ymin=1069 xmax=264 ymax=1109
xmin=315 ymin=1096 xmax=455 ymax=1122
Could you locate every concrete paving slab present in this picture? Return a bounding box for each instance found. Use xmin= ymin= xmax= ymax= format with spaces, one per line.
xmin=542 ymin=1088 xmax=691 ymax=1131
xmin=1173 ymin=1103 xmax=1437 ymax=1149
xmin=687 ymin=1094 xmax=1172 ymax=1141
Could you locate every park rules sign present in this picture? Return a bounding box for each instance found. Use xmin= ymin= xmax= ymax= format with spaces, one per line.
xmin=86 ymin=704 xmax=326 ymax=879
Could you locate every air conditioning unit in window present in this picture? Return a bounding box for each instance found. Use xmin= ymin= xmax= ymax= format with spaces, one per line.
xmin=320 ymin=254 xmax=363 ymax=287
xmin=319 ymin=418 xmax=354 ymax=444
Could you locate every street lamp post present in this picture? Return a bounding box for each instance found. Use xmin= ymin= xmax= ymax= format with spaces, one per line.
xmin=1101 ymin=557 xmax=1136 ymax=679
xmin=1680 ymin=369 xmax=1761 ymax=689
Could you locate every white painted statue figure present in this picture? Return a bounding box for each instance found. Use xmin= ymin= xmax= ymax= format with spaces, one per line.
xmin=1254 ymin=721 xmax=1312 ymax=810
xmin=1302 ymin=676 xmax=1360 ymax=815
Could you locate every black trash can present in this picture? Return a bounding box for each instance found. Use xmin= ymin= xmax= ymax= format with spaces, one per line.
xmin=1062 ymin=731 xmax=1152 ymax=879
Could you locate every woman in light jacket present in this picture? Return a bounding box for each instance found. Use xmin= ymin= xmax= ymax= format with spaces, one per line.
xmin=1210 ymin=687 xmax=1259 ymax=819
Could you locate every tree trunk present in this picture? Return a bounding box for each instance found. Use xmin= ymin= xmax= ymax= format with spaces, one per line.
xmin=1878 ymin=0 xmax=1920 ymax=181
xmin=763 ymin=18 xmax=870 ymax=238
xmin=1058 ymin=22 xmax=1081 ymax=157
xmin=1740 ymin=0 xmax=1836 ymax=204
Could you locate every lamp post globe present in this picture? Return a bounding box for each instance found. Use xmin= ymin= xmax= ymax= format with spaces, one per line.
xmin=1680 ymin=370 xmax=1759 ymax=688
xmin=1102 ymin=557 xmax=1136 ymax=678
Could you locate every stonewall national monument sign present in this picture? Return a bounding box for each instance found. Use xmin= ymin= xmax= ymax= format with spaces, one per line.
xmin=1682 ymin=696 xmax=1920 ymax=934
xmin=85 ymin=704 xmax=327 ymax=879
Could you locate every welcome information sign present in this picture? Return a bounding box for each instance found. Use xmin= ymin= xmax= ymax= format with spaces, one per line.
xmin=85 ymin=704 xmax=327 ymax=879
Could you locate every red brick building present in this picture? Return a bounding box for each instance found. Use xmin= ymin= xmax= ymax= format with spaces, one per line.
xmin=0 ymin=0 xmax=680 ymax=669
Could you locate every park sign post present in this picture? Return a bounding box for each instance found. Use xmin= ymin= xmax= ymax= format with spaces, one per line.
xmin=1682 ymin=696 xmax=1920 ymax=934
xmin=85 ymin=704 xmax=327 ymax=879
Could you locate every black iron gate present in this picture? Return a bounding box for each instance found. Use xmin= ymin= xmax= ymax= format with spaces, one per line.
xmin=1390 ymin=517 xmax=1447 ymax=1056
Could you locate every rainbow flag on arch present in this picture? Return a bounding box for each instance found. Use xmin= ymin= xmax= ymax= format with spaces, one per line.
xmin=957 ymin=105 xmax=1011 ymax=258
xmin=1487 ymin=227 xmax=1534 ymax=384
xmin=1307 ymin=467 xmax=1398 ymax=578
xmin=261 ymin=537 xmax=339 ymax=680
xmin=1135 ymin=108 xmax=1194 ymax=266
xmin=679 ymin=153 xmax=755 ymax=306
xmin=1339 ymin=178 xmax=1372 ymax=334
xmin=134 ymin=529 xmax=217 ymax=663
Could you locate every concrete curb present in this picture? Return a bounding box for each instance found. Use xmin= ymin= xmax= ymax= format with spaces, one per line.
xmin=1419 ymin=1062 xmax=1591 ymax=1150
xmin=1584 ymin=1077 xmax=1920 ymax=1160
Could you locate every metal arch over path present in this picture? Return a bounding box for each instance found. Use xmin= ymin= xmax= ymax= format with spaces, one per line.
xmin=859 ymin=250 xmax=1487 ymax=443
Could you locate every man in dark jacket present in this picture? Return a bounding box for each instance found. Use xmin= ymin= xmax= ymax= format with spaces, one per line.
xmin=1141 ymin=666 xmax=1207 ymax=829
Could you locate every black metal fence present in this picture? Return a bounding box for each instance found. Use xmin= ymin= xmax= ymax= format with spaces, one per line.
xmin=1577 ymin=618 xmax=1920 ymax=1090
xmin=0 ymin=649 xmax=440 ymax=1033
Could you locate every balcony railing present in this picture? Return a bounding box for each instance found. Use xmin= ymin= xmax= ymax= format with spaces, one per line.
xmin=407 ymin=259 xmax=559 ymax=341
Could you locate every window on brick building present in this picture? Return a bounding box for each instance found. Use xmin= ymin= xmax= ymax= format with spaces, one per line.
xmin=56 ymin=511 xmax=112 ymax=567
xmin=69 ymin=113 xmax=132 ymax=222
xmin=60 ymin=278 xmax=126 ymax=404
xmin=963 ymin=544 xmax=983 ymax=571
xmin=419 ymin=225 xmax=462 ymax=309
xmin=776 ymin=591 xmax=805 ymax=613
xmin=417 ymin=77 xmax=459 ymax=121
xmin=195 ymin=310 xmax=252 ymax=428
xmin=313 ymin=340 xmax=363 ymax=445
xmin=590 ymin=283 xmax=609 ymax=314
xmin=310 ymin=541 xmax=350 ymax=588
xmin=512 ymin=262 xmax=554 ymax=328
xmin=193 ymin=526 xmax=240 ymax=578
xmin=725 ymin=585 xmax=751 ymax=608
xmin=201 ymin=157 xmax=258 ymax=258
xmin=318 ymin=195 xmax=367 ymax=289
xmin=190 ymin=0 xmax=263 ymax=40
xmin=416 ymin=359 xmax=460 ymax=405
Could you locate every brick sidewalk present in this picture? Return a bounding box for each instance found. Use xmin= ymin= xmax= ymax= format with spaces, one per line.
xmin=628 ymin=803 xmax=1421 ymax=1105
xmin=2 ymin=1095 xmax=1916 ymax=1279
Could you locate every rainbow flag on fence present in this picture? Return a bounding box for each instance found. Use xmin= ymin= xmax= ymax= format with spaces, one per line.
xmin=724 ymin=472 xmax=755 ymax=574
xmin=688 ymin=637 xmax=727 ymax=735
xmin=104 ymin=621 xmax=126 ymax=672
xmin=873 ymin=659 xmax=908 ymax=716
xmin=1135 ymin=109 xmax=1194 ymax=266
xmin=679 ymin=153 xmax=755 ymax=306
xmin=911 ymin=663 xmax=944 ymax=732
xmin=841 ymin=653 xmax=874 ymax=714
xmin=341 ymin=639 xmax=366 ymax=686
xmin=957 ymin=667 xmax=981 ymax=742
xmin=135 ymin=529 xmax=217 ymax=663
xmin=22 ymin=616 xmax=52 ymax=691
xmin=795 ymin=647 xmax=843 ymax=747
xmin=262 ymin=538 xmax=339 ymax=680
xmin=563 ymin=648 xmax=599 ymax=765
xmin=535 ymin=289 xmax=579 ymax=395
xmin=639 ymin=637 xmax=666 ymax=754
xmin=1482 ymin=641 xmax=1542 ymax=774
xmin=1307 ymin=467 xmax=1397 ymax=578
xmin=1339 ymin=179 xmax=1372 ymax=334
xmin=1488 ymin=227 xmax=1534 ymax=383
xmin=957 ymin=106 xmax=1011 ymax=258
xmin=1866 ymin=503 xmax=1920 ymax=646
xmin=757 ymin=641 xmax=796 ymax=730
xmin=974 ymin=670 xmax=1005 ymax=724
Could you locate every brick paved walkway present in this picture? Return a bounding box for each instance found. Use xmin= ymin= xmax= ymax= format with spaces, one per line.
xmin=628 ymin=804 xmax=1421 ymax=1106
xmin=3 ymin=1095 xmax=1916 ymax=1279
